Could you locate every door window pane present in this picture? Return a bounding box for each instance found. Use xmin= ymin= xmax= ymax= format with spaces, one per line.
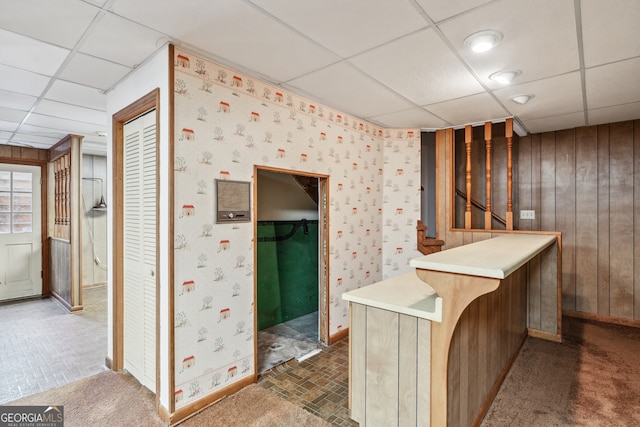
xmin=12 ymin=172 xmax=32 ymax=192
xmin=0 ymin=172 xmax=9 ymax=191
xmin=13 ymin=193 xmax=32 ymax=212
xmin=0 ymin=171 xmax=33 ymax=233
xmin=0 ymin=192 xmax=9 ymax=211
xmin=0 ymin=213 xmax=9 ymax=233
xmin=13 ymin=213 xmax=32 ymax=233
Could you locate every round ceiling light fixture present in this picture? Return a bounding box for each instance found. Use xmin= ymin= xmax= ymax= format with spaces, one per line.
xmin=464 ymin=30 xmax=503 ymax=53
xmin=511 ymin=94 xmax=534 ymax=105
xmin=489 ymin=70 xmax=521 ymax=85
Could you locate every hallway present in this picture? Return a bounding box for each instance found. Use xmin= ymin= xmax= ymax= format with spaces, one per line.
xmin=0 ymin=286 xmax=108 ymax=404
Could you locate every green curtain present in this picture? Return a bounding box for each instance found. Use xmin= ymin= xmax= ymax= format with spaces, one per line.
xmin=257 ymin=221 xmax=318 ymax=330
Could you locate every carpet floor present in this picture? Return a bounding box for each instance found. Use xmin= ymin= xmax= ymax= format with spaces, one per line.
xmin=482 ymin=316 xmax=640 ymax=426
xmin=7 ymin=370 xmax=329 ymax=427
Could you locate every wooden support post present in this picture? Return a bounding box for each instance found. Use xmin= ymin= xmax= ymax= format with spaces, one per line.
xmin=506 ymin=118 xmax=514 ymax=230
xmin=465 ymin=125 xmax=472 ymax=229
xmin=484 ymin=122 xmax=492 ymax=230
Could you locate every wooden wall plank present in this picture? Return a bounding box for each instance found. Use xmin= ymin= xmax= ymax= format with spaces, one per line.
xmin=447 ymin=312 xmax=461 ymax=427
xmin=575 ymin=126 xmax=598 ymax=312
xmin=365 ymin=307 xmax=399 ymax=426
xmin=635 ymin=120 xmax=640 ymax=320
xmin=540 ymin=244 xmax=558 ymax=333
xmin=398 ymin=315 xmax=417 ymax=427
xmin=531 ymin=134 xmax=542 ymax=231
xmin=540 ymin=132 xmax=556 ymax=232
xmin=528 ymin=253 xmax=542 ymax=329
xmin=350 ymin=303 xmax=366 ymax=423
xmin=416 ymin=319 xmax=430 ymax=427
xmin=517 ymin=135 xmax=533 ymax=231
xmin=609 ymin=121 xmax=634 ymax=319
xmin=555 ymin=129 xmax=576 ymax=311
xmin=597 ymin=125 xmax=611 ymax=316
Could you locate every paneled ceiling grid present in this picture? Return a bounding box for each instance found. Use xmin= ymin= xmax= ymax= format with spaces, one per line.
xmin=0 ymin=0 xmax=637 ymax=152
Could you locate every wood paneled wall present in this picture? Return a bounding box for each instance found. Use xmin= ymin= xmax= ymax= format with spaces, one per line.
xmin=517 ymin=120 xmax=640 ymax=322
xmin=448 ymin=264 xmax=528 ymax=426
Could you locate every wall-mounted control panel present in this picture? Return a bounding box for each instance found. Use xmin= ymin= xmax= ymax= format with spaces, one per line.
xmin=215 ymin=179 xmax=251 ymax=223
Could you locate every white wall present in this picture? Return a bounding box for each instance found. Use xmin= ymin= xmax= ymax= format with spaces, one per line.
xmin=81 ymin=154 xmax=107 ymax=286
xmin=106 ymin=44 xmax=171 ymax=410
xmin=256 ymin=170 xmax=319 ymax=221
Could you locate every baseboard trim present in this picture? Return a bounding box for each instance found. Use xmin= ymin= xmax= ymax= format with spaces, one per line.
xmin=105 ymin=357 xmax=113 ymax=370
xmin=527 ymin=328 xmax=562 ymax=343
xmin=50 ymin=291 xmax=72 ymax=312
xmin=563 ymin=310 xmax=640 ymax=329
xmin=169 ymin=375 xmax=255 ymax=426
xmin=329 ymin=327 xmax=349 ymax=344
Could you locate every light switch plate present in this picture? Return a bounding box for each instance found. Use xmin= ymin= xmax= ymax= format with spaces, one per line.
xmin=520 ymin=210 xmax=535 ymax=220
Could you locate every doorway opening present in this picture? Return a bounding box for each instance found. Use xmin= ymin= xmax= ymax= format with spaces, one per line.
xmin=255 ymin=167 xmax=328 ymax=373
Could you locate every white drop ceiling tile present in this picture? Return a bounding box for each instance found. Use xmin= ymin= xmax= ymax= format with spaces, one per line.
xmin=522 ymin=111 xmax=585 ymax=134
xmin=350 ymin=28 xmax=484 ymax=106
xmin=11 ymin=132 xmax=61 ymax=145
xmin=35 ymin=99 xmax=106 ymax=126
xmin=0 ymin=131 xmax=13 ymax=139
xmin=79 ymin=13 xmax=166 ymax=68
xmin=112 ymin=0 xmax=340 ymax=82
xmin=440 ymin=0 xmax=579 ymax=87
xmin=370 ymin=107 xmax=450 ymax=129
xmin=0 ymin=0 xmax=100 ymax=49
xmin=25 ymin=113 xmax=103 ymax=135
xmin=493 ymin=72 xmax=583 ymax=121
xmin=0 ymin=89 xmax=37 ymax=111
xmin=424 ymin=92 xmax=507 ymax=127
xmin=0 ymin=107 xmax=27 ymax=123
xmin=286 ymin=62 xmax=415 ymax=119
xmin=0 ymin=120 xmax=19 ymax=132
xmin=0 ymin=64 xmax=51 ymax=96
xmin=0 ymin=29 xmax=70 ymax=76
xmin=18 ymin=124 xmax=68 ymax=140
xmin=585 ymin=58 xmax=640 ymax=110
xmin=415 ymin=0 xmax=494 ymax=22
xmin=581 ymin=0 xmax=640 ymax=67
xmin=45 ymin=80 xmax=107 ymax=111
xmin=249 ymin=0 xmax=429 ymax=58
xmin=588 ymin=102 xmax=640 ymax=127
xmin=58 ymin=53 xmax=131 ymax=90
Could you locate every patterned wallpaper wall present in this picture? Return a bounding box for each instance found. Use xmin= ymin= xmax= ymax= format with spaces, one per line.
xmin=172 ymin=48 xmax=421 ymax=409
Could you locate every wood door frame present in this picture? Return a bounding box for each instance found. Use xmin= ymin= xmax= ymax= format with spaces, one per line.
xmin=111 ymin=89 xmax=160 ymax=404
xmin=0 ymin=159 xmax=48 ymax=298
xmin=253 ymin=166 xmax=330 ymax=374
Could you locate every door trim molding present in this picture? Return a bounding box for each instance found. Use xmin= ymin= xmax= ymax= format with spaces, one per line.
xmin=253 ymin=165 xmax=331 ymax=375
xmin=0 ymin=160 xmax=47 ymax=299
xmin=111 ymin=89 xmax=160 ymax=407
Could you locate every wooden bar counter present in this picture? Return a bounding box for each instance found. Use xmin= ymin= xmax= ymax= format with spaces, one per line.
xmin=343 ymin=233 xmax=561 ymax=427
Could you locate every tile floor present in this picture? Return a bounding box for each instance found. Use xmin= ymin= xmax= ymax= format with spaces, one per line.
xmin=258 ymin=338 xmax=357 ymax=426
xmin=0 ymin=286 xmax=108 ymax=404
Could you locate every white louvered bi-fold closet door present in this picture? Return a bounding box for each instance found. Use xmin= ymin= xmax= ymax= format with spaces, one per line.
xmin=123 ymin=110 xmax=156 ymax=392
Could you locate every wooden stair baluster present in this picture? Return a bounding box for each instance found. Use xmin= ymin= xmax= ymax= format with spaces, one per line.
xmin=506 ymin=118 xmax=514 ymax=230
xmin=465 ymin=125 xmax=472 ymax=229
xmin=485 ymin=121 xmax=492 ymax=230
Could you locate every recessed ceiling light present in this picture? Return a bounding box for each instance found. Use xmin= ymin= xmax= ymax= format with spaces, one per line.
xmin=489 ymin=70 xmax=521 ymax=85
xmin=511 ymin=94 xmax=534 ymax=105
xmin=464 ymin=30 xmax=503 ymax=53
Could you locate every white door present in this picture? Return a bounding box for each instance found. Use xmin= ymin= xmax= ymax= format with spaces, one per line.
xmin=0 ymin=164 xmax=42 ymax=301
xmin=123 ymin=110 xmax=157 ymax=391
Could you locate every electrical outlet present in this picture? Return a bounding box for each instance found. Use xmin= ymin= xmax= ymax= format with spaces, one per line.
xmin=520 ymin=210 xmax=535 ymax=220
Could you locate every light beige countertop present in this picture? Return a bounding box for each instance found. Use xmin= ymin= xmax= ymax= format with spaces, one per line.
xmin=342 ymin=271 xmax=443 ymax=322
xmin=410 ymin=233 xmax=556 ymax=279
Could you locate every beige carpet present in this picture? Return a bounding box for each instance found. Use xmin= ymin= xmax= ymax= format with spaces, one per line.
xmin=482 ymin=316 xmax=640 ymax=426
xmin=7 ymin=370 xmax=329 ymax=427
